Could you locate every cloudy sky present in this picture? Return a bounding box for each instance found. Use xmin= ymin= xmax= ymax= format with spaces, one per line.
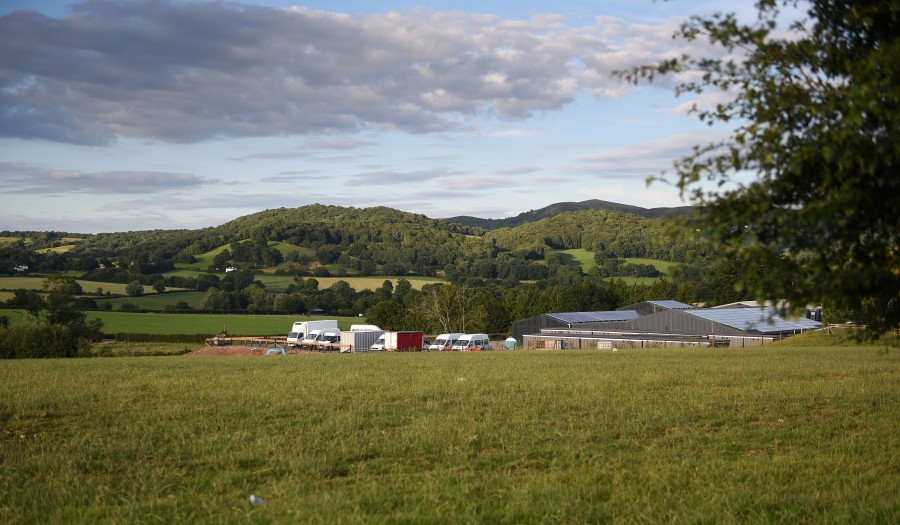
xmin=0 ymin=0 xmax=746 ymax=233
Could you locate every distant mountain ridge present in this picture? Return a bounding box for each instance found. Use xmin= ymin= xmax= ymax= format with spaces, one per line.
xmin=443 ymin=199 xmax=693 ymax=230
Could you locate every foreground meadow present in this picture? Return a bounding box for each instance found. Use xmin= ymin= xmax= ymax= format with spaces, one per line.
xmin=1 ymin=348 xmax=898 ymax=524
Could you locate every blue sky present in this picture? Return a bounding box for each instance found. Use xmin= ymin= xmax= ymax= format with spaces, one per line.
xmin=0 ymin=0 xmax=746 ymax=233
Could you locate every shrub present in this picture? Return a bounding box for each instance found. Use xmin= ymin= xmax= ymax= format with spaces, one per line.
xmin=0 ymin=321 xmax=78 ymax=358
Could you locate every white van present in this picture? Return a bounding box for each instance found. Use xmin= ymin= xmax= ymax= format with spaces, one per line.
xmin=299 ymin=329 xmax=324 ymax=349
xmin=315 ymin=330 xmax=342 ymax=351
xmin=287 ymin=320 xmax=338 ymax=347
xmin=451 ymin=333 xmax=490 ymax=352
xmin=428 ymin=332 xmax=464 ymax=351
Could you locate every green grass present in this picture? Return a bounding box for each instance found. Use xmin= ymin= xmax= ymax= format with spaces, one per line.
xmin=0 ymin=310 xmax=361 ymax=336
xmin=308 ymin=276 xmax=445 ymax=291
xmin=556 ymin=250 xmax=679 ymax=279
xmin=623 ymin=257 xmax=680 ymax=275
xmin=164 ymin=270 xmax=445 ymax=292
xmin=605 ymin=276 xmax=663 ymax=285
xmin=97 ymin=291 xmax=207 ymax=310
xmin=0 ymin=347 xmax=897 ymax=523
xmin=83 ymin=312 xmax=361 ymax=335
xmin=771 ymin=327 xmax=900 ymax=348
xmin=175 ymin=243 xmax=233 ymax=270
xmin=558 ymin=248 xmax=596 ymax=270
xmin=0 ymin=276 xmax=183 ymax=295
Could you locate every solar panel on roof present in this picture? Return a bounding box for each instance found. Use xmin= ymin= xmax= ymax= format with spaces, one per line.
xmin=648 ymin=300 xmax=694 ymax=309
xmin=793 ymin=317 xmax=823 ymax=329
xmin=549 ymin=310 xmax=640 ymax=324
xmin=686 ymin=307 xmax=815 ymax=333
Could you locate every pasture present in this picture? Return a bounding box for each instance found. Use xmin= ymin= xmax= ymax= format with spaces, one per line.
xmin=86 ymin=312 xmax=362 ymax=335
xmin=0 ymin=310 xmax=360 ymax=336
xmin=0 ymin=276 xmax=179 ymax=296
xmin=1 ymin=347 xmax=897 ymax=523
xmin=95 ymin=290 xmax=207 ymax=310
xmin=556 ymin=250 xmax=679 ymax=279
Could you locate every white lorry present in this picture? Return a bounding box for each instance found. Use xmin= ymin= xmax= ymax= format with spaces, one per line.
xmin=286 ymin=320 xmax=339 ymax=347
xmin=350 ymin=324 xmax=382 ymax=332
xmin=428 ymin=332 xmax=465 ymax=351
xmin=451 ymin=333 xmax=490 ymax=351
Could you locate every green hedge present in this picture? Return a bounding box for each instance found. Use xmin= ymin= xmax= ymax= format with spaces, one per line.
xmin=103 ymin=333 xmax=209 ymax=344
xmin=0 ymin=322 xmax=82 ymax=359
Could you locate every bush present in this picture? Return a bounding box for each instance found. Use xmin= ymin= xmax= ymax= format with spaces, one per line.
xmin=0 ymin=321 xmax=79 ymax=359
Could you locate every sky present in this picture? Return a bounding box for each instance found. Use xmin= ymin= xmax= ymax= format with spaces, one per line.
xmin=0 ymin=0 xmax=751 ymax=233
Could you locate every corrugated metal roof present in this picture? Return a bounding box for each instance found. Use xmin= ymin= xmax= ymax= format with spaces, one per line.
xmin=548 ymin=310 xmax=640 ymax=324
xmin=648 ymin=300 xmax=694 ymax=310
xmin=685 ymin=307 xmax=819 ymax=333
xmin=793 ymin=316 xmax=824 ymax=329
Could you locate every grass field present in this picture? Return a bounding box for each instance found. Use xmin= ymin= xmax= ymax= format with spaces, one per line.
xmin=0 ymin=310 xmax=361 ymax=336
xmin=556 ymin=250 xmax=679 ymax=280
xmin=604 ymin=276 xmax=664 ymax=286
xmin=174 ymin=241 xmax=316 ymax=271
xmin=623 ymin=257 xmax=680 ymax=275
xmin=96 ymin=290 xmax=207 ymax=310
xmin=162 ymin=270 xmax=445 ymax=292
xmin=558 ymin=248 xmax=596 ymax=271
xmin=0 ymin=277 xmax=181 ymax=295
xmin=87 ymin=312 xmax=363 ymax=335
xmin=0 ymin=347 xmax=897 ymax=523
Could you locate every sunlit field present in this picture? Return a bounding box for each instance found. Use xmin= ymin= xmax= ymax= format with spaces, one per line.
xmin=1 ymin=347 xmax=897 ymax=523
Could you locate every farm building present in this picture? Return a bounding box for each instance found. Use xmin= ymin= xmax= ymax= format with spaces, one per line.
xmin=511 ymin=309 xmax=640 ymax=343
xmin=516 ymin=300 xmax=822 ymax=349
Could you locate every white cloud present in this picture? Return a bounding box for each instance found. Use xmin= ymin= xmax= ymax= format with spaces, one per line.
xmin=568 ymin=129 xmax=728 ymax=179
xmin=0 ymin=1 xmax=695 ymax=144
xmin=0 ymin=162 xmax=204 ymax=194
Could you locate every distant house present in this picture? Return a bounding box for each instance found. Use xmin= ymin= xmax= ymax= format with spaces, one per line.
xmin=13 ymin=265 xmax=28 ymax=272
xmin=225 ymin=267 xmax=237 ymax=272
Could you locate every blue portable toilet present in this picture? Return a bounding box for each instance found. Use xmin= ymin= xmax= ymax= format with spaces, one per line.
xmin=505 ymin=337 xmax=517 ymax=350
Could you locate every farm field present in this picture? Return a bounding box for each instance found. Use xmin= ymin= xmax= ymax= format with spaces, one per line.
xmin=89 ymin=312 xmax=363 ymax=335
xmin=557 ymin=248 xmax=596 ymax=271
xmin=623 ymin=257 xmax=681 ymax=275
xmin=164 ymin=270 xmax=445 ymax=292
xmin=96 ymin=290 xmax=207 ymax=310
xmin=0 ymin=310 xmax=361 ymax=336
xmin=0 ymin=276 xmax=180 ymax=295
xmin=0 ymin=347 xmax=897 ymax=523
xmin=556 ymin=250 xmax=679 ymax=279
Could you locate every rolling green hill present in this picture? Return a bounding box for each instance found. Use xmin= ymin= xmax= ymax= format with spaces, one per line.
xmin=446 ymin=199 xmax=693 ymax=230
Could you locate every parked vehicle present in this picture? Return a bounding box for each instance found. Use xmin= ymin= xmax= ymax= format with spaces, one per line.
xmin=350 ymin=324 xmax=382 ymax=332
xmin=299 ymin=329 xmax=337 ymax=349
xmin=286 ymin=320 xmax=339 ymax=347
xmin=370 ymin=331 xmax=425 ymax=352
xmin=451 ymin=333 xmax=490 ymax=351
xmin=428 ymin=332 xmax=465 ymax=351
xmin=340 ymin=329 xmax=384 ymax=353
xmin=315 ymin=330 xmax=342 ymax=351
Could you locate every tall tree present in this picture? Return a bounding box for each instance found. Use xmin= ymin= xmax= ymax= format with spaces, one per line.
xmin=624 ymin=0 xmax=899 ymax=332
